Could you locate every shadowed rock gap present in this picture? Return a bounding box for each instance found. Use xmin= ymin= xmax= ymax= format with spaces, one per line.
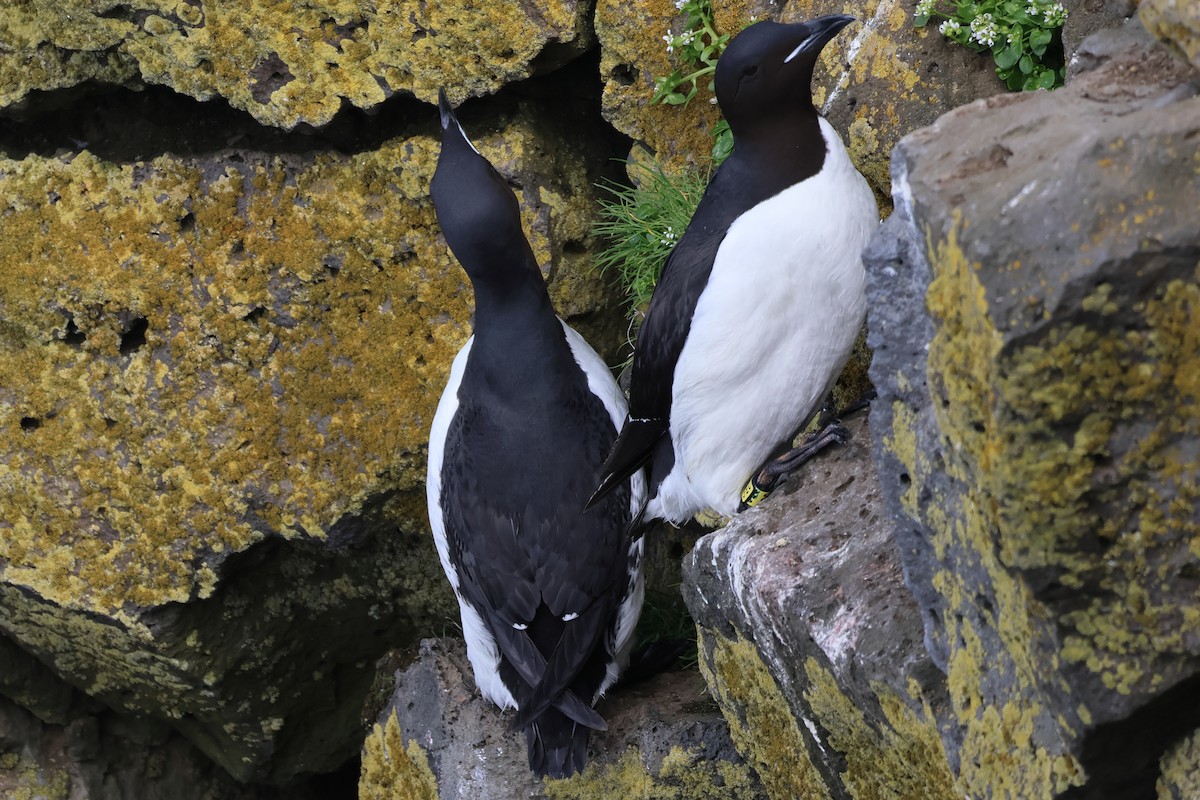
xmin=0 ymin=49 xmax=626 ymax=162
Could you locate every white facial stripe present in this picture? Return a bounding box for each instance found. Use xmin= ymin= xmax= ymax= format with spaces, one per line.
xmin=784 ymin=37 xmax=812 ymax=64
xmin=456 ymin=119 xmax=481 ymax=155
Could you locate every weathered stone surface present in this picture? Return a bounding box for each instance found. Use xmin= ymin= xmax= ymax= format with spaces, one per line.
xmin=1140 ymin=0 xmax=1200 ymax=71
xmin=361 ymin=638 xmax=764 ymax=799
xmin=865 ymin=21 xmax=1200 ymax=799
xmin=0 ymin=100 xmax=627 ymax=783
xmin=0 ymin=1 xmax=592 ymax=128
xmin=681 ymin=413 xmax=961 ymax=799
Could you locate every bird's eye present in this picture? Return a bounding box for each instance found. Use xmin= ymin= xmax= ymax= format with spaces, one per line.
xmin=743 ymin=64 xmax=759 ymax=78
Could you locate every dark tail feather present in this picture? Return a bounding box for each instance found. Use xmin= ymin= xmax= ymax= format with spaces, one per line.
xmin=526 ymin=709 xmax=590 ymax=779
xmin=585 ymin=417 xmax=664 ymax=510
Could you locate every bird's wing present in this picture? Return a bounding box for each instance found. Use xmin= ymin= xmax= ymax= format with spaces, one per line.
xmin=441 ymin=394 xmax=635 ymax=730
xmin=588 ymin=220 xmax=730 ymax=507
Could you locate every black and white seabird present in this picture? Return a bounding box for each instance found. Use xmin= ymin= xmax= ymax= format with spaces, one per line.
xmin=588 ymin=15 xmax=878 ymax=524
xmin=426 ymin=91 xmax=646 ymax=779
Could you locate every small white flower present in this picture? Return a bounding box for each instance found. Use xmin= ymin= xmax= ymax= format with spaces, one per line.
xmin=663 ymin=30 xmax=674 ymax=53
xmin=1043 ymin=2 xmax=1068 ymax=24
xmin=709 ymin=96 xmax=717 ymax=104
xmin=939 ymin=18 xmax=961 ymax=34
xmin=674 ymin=0 xmax=686 ymax=9
xmin=1025 ymin=2 xmax=1038 ymax=13
xmin=969 ymin=12 xmax=998 ymax=47
xmin=915 ymin=0 xmax=936 ymax=17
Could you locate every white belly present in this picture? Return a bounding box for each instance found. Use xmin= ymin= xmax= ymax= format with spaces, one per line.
xmin=652 ymin=120 xmax=877 ymax=522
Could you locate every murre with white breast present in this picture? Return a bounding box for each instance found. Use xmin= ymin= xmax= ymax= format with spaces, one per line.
xmin=588 ymin=15 xmax=878 ymax=524
xmin=427 ymin=91 xmax=646 ymax=778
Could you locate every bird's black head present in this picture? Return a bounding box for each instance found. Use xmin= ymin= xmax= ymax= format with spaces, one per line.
xmin=714 ymin=15 xmax=854 ymax=138
xmin=430 ymin=89 xmax=538 ymax=287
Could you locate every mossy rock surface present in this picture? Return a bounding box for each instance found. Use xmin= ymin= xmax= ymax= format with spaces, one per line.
xmin=0 ymin=100 xmax=626 ymax=782
xmin=0 ymin=0 xmax=592 ymax=128
xmin=865 ymin=23 xmax=1200 ymax=799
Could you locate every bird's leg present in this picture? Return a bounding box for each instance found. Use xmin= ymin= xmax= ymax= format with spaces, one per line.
xmin=737 ymin=421 xmax=851 ymax=511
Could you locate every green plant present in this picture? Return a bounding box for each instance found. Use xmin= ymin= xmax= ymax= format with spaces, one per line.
xmin=633 ymin=587 xmax=699 ymax=670
xmin=594 ymin=159 xmax=710 ymax=314
xmin=915 ymin=0 xmax=1068 ymax=90
xmin=651 ymin=0 xmax=730 ymax=107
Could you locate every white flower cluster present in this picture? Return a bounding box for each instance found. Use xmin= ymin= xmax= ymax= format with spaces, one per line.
xmin=1042 ymin=1 xmax=1068 ymax=25
xmin=659 ymin=226 xmax=678 ymax=246
xmin=674 ymin=0 xmax=687 ymax=9
xmin=1026 ymin=0 xmax=1068 ymax=24
xmin=939 ymin=18 xmax=961 ymax=35
xmin=663 ymin=30 xmax=674 ymax=53
xmin=915 ymin=0 xmax=936 ymax=18
xmin=969 ymin=12 xmax=999 ymax=46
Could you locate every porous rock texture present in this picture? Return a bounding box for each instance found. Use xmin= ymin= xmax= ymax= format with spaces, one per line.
xmin=595 ymin=0 xmax=1134 ymax=205
xmin=866 ymin=20 xmax=1200 ymax=799
xmin=682 ymin=412 xmax=963 ymax=799
xmin=0 ymin=90 xmax=626 ymax=786
xmin=359 ymin=638 xmax=765 ymax=799
xmin=0 ymin=0 xmax=593 ymax=128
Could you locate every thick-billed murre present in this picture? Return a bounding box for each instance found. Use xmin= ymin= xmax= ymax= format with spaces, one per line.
xmin=426 ymin=91 xmax=646 ymax=779
xmin=588 ymin=16 xmax=878 ymax=524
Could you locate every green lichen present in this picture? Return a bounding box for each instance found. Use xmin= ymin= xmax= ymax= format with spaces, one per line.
xmin=0 ymin=2 xmax=589 ymax=128
xmin=697 ymin=629 xmax=831 ymax=800
xmin=0 ymin=748 xmax=71 ymax=800
xmin=358 ymin=710 xmax=439 ymax=800
xmin=802 ymin=657 xmax=960 ymax=800
xmin=543 ymin=745 xmax=761 ymax=799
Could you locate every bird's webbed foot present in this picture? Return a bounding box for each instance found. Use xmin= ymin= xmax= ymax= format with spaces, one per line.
xmin=737 ymin=421 xmax=851 ymax=511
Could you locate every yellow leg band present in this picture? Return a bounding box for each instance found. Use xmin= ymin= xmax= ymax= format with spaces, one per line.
xmin=739 ymin=476 xmax=772 ymax=508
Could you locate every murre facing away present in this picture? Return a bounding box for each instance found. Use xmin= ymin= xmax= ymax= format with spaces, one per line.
xmin=588 ymin=15 xmax=878 ymax=524
xmin=427 ymin=91 xmax=646 ymax=779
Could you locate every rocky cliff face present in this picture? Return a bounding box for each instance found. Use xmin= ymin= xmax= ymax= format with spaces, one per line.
xmin=4 ymin=0 xmax=1196 ymax=798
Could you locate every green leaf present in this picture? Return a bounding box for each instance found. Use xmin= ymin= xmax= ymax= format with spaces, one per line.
xmin=915 ymin=14 xmax=930 ymax=26
xmin=1029 ymin=27 xmax=1051 ymax=56
xmin=1018 ymin=53 xmax=1033 ymax=74
xmin=1006 ymin=70 xmax=1024 ymax=90
xmin=662 ymin=93 xmax=688 ymax=105
xmin=994 ymin=42 xmax=1021 ymax=68
xmin=1036 ymin=68 xmax=1058 ymax=89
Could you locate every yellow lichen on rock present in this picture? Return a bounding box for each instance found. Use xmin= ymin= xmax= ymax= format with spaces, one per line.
xmin=699 ymin=630 xmax=832 ymax=800
xmin=0 ymin=111 xmax=609 ymax=618
xmin=0 ymin=1 xmax=591 ymax=128
xmin=0 ymin=140 xmax=461 ymax=613
xmin=913 ymin=217 xmax=1091 ymax=796
xmin=802 ymin=658 xmax=960 ymax=800
xmin=1157 ymin=727 xmax=1200 ymax=800
xmin=358 ymin=710 xmax=439 ymax=800
xmin=543 ymin=745 xmax=761 ymax=799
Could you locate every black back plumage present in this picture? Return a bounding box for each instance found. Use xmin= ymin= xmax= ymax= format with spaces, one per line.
xmin=430 ymin=91 xmax=636 ymax=778
xmin=587 ymin=16 xmax=855 ymax=508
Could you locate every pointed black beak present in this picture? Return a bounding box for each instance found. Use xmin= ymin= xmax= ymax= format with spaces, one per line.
xmin=438 ymin=87 xmax=454 ymax=131
xmin=783 ymin=14 xmax=855 ymax=64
